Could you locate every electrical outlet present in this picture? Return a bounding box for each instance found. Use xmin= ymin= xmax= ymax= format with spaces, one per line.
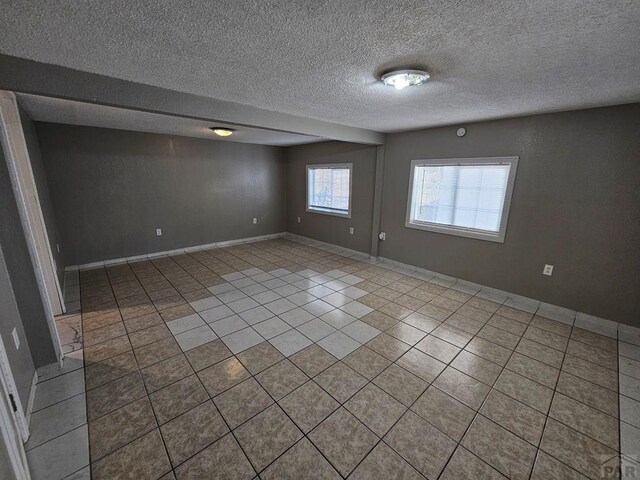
xmin=349 ymin=227 xmax=354 ymax=235
xmin=11 ymin=328 xmax=20 ymax=350
xmin=543 ymin=264 xmax=554 ymax=276
xmin=296 ymin=217 xmax=301 ymax=224
xmin=156 ymin=228 xmax=162 ymax=236
xmin=252 ymin=217 xmax=258 ymax=224
xmin=378 ymin=232 xmax=386 ymax=241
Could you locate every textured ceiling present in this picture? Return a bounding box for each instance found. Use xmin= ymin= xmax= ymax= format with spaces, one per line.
xmin=2 ymin=1 xmax=639 ymax=132
xmin=17 ymin=94 xmax=320 ymax=146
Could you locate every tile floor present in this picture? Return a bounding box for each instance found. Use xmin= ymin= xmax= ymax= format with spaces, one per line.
xmin=26 ymin=237 xmax=640 ymax=479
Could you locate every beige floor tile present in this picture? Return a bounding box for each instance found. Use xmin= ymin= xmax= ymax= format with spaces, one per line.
xmin=451 ymin=350 xmax=503 ymax=385
xmin=440 ymin=446 xmax=507 ymax=480
xmin=445 ymin=313 xmax=485 ymax=335
xmin=397 ymin=348 xmax=446 ymax=383
xmin=523 ymin=326 xmax=568 ymax=352
xmin=477 ymin=324 xmax=520 ymax=349
xmin=89 ymin=397 xmax=157 ymax=461
xmin=540 ymin=418 xmax=618 ymax=479
xmin=386 ymin=322 xmax=427 ymax=345
xmin=160 ymin=401 xmax=228 ymax=467
xmin=289 ymin=343 xmax=337 ymax=377
xmin=315 ymin=362 xmax=368 ymax=403
xmin=556 ymin=372 xmax=618 ymax=417
xmin=350 ymin=442 xmax=424 ymax=480
xmin=85 ymin=351 xmax=138 ymax=391
xmin=373 ymin=363 xmax=428 ymax=407
xmin=462 ymin=415 xmax=536 ymax=480
xmin=309 ymin=407 xmax=378 ymax=477
xmin=562 ymin=355 xmax=618 ymax=391
xmin=235 ymin=405 xmax=303 ymax=472
xmin=184 ymin=339 xmax=232 ymax=372
xmin=549 ymin=393 xmax=619 ymax=450
xmin=411 ymin=386 xmax=475 ymax=441
xmin=488 ymin=314 xmax=528 ymax=336
xmin=465 ymin=337 xmax=512 ymax=366
xmin=431 ymin=295 xmax=464 ymax=312
xmin=84 ymin=335 xmax=132 ymax=365
xmin=366 ymin=333 xmax=411 ymax=361
xmin=415 ymin=334 xmax=461 ymax=363
xmin=530 ymin=451 xmax=590 ymax=480
xmin=433 ymin=366 xmax=491 ymax=410
xmin=213 ymin=378 xmax=273 ymax=429
xmin=506 ymin=352 xmax=560 ymax=388
xmin=149 ymin=374 xmax=209 ymax=425
xmin=431 ymin=323 xmax=473 ymax=348
xmin=384 ymin=410 xmax=457 ymax=479
xmin=514 ymin=338 xmax=565 ymax=368
xmin=567 ymin=339 xmax=617 ymax=370
xmin=402 ymin=312 xmax=440 ymax=333
xmin=92 ymin=429 xmax=171 ymax=480
xmin=480 ymin=390 xmax=546 ymax=444
xmin=494 ymin=369 xmax=553 ymax=414
xmin=141 ymin=354 xmax=194 ymax=393
xmin=496 ymin=305 xmax=533 ymax=324
xmin=466 ymin=296 xmax=501 ymax=314
xmin=530 ymin=315 xmax=572 ymax=337
xmin=87 ymin=371 xmax=146 ymax=421
xmin=197 ymin=356 xmax=250 ymax=396
xmin=260 ymin=438 xmax=341 ymax=480
xmin=133 ymin=337 xmax=182 ymax=369
xmin=256 ymin=359 xmax=308 ymax=400
xmin=458 ymin=304 xmax=494 ymax=322
xmin=343 ymin=346 xmax=391 ymax=380
xmin=236 ymin=341 xmax=284 ymax=374
xmin=344 ymin=384 xmax=406 ymax=437
xmin=174 ymin=433 xmax=255 ymax=479
xmin=279 ymin=381 xmax=339 ymax=433
xmin=571 ymin=327 xmax=617 ymax=352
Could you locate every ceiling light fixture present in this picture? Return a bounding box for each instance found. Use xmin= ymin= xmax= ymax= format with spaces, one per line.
xmin=380 ymin=69 xmax=430 ymax=90
xmin=210 ymin=127 xmax=235 ymax=137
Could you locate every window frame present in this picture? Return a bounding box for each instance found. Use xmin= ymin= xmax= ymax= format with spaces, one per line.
xmin=405 ymin=156 xmax=519 ymax=243
xmin=306 ymin=163 xmax=353 ymax=218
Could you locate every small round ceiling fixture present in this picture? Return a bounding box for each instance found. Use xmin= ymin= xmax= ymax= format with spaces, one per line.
xmin=380 ymin=69 xmax=430 ymax=90
xmin=210 ymin=127 xmax=235 ymax=137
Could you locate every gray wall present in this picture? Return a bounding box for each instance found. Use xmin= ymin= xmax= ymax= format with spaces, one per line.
xmin=379 ymin=104 xmax=640 ymax=325
xmin=0 ymin=142 xmax=54 ymax=374
xmin=19 ymin=107 xmax=65 ymax=284
xmin=36 ymin=124 xmax=287 ymax=265
xmin=0 ymin=248 xmax=35 ymax=411
xmin=285 ymin=141 xmax=377 ymax=253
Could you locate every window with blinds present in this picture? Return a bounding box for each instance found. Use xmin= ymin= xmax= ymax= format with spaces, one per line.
xmin=306 ymin=164 xmax=352 ymax=217
xmin=406 ymin=157 xmax=518 ymax=242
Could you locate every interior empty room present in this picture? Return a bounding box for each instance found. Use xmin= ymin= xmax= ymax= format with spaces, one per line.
xmin=1 ymin=2 xmax=639 ymax=479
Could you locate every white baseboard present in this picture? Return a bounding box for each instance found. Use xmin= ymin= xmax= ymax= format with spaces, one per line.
xmin=64 ymin=232 xmax=287 ymax=271
xmin=371 ymin=255 xmax=623 ymax=338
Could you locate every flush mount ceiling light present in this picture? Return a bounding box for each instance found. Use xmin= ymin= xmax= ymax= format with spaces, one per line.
xmin=210 ymin=127 xmax=235 ymax=137
xmin=380 ymin=69 xmax=430 ymax=90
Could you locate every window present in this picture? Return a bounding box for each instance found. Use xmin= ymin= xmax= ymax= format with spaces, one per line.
xmin=405 ymin=157 xmax=518 ymax=242
xmin=306 ymin=164 xmax=352 ymax=217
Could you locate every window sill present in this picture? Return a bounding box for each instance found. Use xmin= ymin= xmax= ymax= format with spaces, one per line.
xmin=405 ymin=220 xmax=505 ymax=243
xmin=307 ymin=208 xmax=351 ymax=219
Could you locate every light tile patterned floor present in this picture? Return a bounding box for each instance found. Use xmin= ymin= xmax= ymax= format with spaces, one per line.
xmin=27 ymin=238 xmax=640 ymax=479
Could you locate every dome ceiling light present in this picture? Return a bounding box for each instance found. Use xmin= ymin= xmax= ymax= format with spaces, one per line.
xmin=210 ymin=127 xmax=235 ymax=137
xmin=380 ymin=69 xmax=430 ymax=90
